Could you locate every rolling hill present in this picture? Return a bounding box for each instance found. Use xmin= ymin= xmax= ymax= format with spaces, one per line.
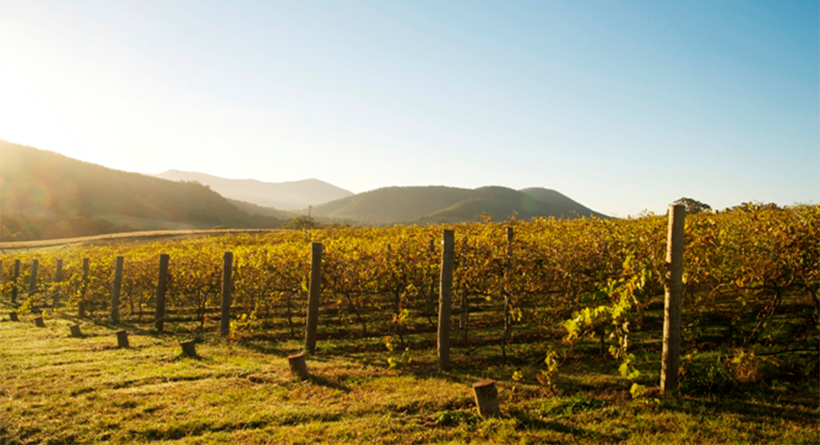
xmin=310 ymin=185 xmax=606 ymax=224
xmin=153 ymin=170 xmax=353 ymax=210
xmin=0 ymin=141 xmax=283 ymax=241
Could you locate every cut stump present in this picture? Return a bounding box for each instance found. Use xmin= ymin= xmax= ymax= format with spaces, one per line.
xmin=472 ymin=379 xmax=500 ymax=418
xmin=180 ymin=340 xmax=197 ymax=358
xmin=116 ymin=330 xmax=129 ymax=348
xmin=288 ymin=353 xmax=309 ymax=380
xmin=34 ymin=317 xmax=45 ymax=328
xmin=70 ymin=324 xmax=82 ymax=337
xmin=9 ymin=312 xmax=19 ymax=322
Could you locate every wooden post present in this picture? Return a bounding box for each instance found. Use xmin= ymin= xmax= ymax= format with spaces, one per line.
xmin=116 ymin=330 xmax=129 ymax=348
xmin=52 ymin=259 xmax=64 ymax=308
xmin=305 ymin=243 xmax=323 ymax=354
xmin=661 ymin=204 xmax=685 ymax=396
xmin=79 ymin=258 xmax=89 ymax=318
xmin=111 ymin=256 xmax=124 ymax=323
xmin=34 ymin=317 xmax=45 ymax=328
xmin=155 ymin=254 xmax=169 ymax=333
xmin=472 ymin=380 xmax=500 ymax=417
xmin=11 ymin=259 xmax=20 ymax=304
xmin=460 ymin=237 xmax=469 ymax=342
xmin=70 ymin=324 xmax=82 ymax=337
xmin=501 ymin=227 xmax=514 ymax=361
xmin=29 ymin=259 xmax=38 ymax=294
xmin=288 ymin=353 xmax=310 ymax=380
xmin=221 ymin=252 xmax=233 ymax=337
xmin=438 ymin=230 xmax=454 ymax=371
xmin=9 ymin=312 xmax=19 ymax=321
xmin=180 ymin=340 xmax=197 ymax=357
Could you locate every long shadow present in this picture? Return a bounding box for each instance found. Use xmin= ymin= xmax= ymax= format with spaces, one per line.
xmin=662 ymin=394 xmax=819 ymax=424
xmin=308 ymin=375 xmax=351 ymax=393
xmin=235 ymin=339 xmax=298 ymax=358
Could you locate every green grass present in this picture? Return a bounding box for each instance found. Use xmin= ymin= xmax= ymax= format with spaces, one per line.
xmin=1 ymin=308 xmax=818 ymax=444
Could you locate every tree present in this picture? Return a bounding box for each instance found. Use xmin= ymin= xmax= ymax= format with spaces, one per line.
xmin=674 ymin=197 xmax=711 ymax=214
xmin=284 ymin=216 xmax=319 ymax=230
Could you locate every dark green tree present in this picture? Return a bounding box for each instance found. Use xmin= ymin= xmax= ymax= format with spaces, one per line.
xmin=674 ymin=197 xmax=711 ymax=214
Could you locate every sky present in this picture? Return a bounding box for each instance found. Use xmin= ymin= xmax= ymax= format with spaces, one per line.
xmin=0 ymin=0 xmax=817 ymax=217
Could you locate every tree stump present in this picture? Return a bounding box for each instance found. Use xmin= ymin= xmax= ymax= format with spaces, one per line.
xmin=288 ymin=353 xmax=309 ymax=380
xmin=9 ymin=312 xmax=19 ymax=322
xmin=34 ymin=317 xmax=45 ymax=328
xmin=180 ymin=340 xmax=197 ymax=358
xmin=472 ymin=380 xmax=500 ymax=417
xmin=70 ymin=324 xmax=82 ymax=337
xmin=116 ymin=330 xmax=129 ymax=348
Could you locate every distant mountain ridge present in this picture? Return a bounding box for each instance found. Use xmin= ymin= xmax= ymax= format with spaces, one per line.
xmin=311 ymin=185 xmax=606 ymax=224
xmin=153 ymin=170 xmax=353 ymax=210
xmin=0 ymin=141 xmax=284 ymax=241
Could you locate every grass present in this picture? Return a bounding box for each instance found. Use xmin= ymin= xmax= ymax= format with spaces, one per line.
xmin=1 ymin=303 xmax=818 ymax=444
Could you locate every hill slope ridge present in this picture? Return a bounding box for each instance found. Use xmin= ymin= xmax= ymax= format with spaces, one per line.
xmin=154 ymin=170 xmax=353 ymax=210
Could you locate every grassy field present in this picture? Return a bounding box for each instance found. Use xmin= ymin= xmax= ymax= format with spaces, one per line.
xmin=1 ymin=298 xmax=818 ymax=445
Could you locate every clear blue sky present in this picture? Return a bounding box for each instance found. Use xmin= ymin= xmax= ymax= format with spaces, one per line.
xmin=1 ymin=0 xmax=817 ymax=216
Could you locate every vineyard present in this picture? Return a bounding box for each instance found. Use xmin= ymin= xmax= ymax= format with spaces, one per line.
xmin=4 ymin=204 xmax=818 ymax=360
xmin=1 ymin=203 xmax=819 ymax=444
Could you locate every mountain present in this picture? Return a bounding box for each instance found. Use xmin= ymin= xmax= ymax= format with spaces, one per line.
xmin=310 ymin=185 xmax=606 ymax=224
xmin=0 ymin=141 xmax=283 ymax=241
xmin=153 ymin=170 xmax=353 ymax=210
xmin=519 ymin=188 xmax=608 ymax=219
xmin=226 ymin=198 xmax=299 ymax=220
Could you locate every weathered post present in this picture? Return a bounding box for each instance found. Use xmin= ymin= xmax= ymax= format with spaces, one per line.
xmin=460 ymin=237 xmax=469 ymax=342
xmin=661 ymin=204 xmax=685 ymax=396
xmin=29 ymin=259 xmax=39 ymax=294
xmin=501 ymin=227 xmax=514 ymax=361
xmin=116 ymin=330 xmax=129 ymax=348
xmin=221 ymin=252 xmax=233 ymax=338
xmin=305 ymin=243 xmax=323 ymax=354
xmin=28 ymin=260 xmax=40 ymax=313
xmin=70 ymin=324 xmax=82 ymax=337
xmin=438 ymin=229 xmax=455 ymax=371
xmin=111 ymin=256 xmax=124 ymax=323
xmin=180 ymin=340 xmax=197 ymax=357
xmin=11 ymin=259 xmax=20 ymax=304
xmin=155 ymin=254 xmax=169 ymax=333
xmin=52 ymin=259 xmax=64 ymax=308
xmin=472 ymin=380 xmax=500 ymax=417
xmin=79 ymin=258 xmax=90 ymax=318
xmin=288 ymin=352 xmax=310 ymax=380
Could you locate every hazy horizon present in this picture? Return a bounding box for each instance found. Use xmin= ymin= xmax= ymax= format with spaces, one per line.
xmin=1 ymin=1 xmax=817 ymax=217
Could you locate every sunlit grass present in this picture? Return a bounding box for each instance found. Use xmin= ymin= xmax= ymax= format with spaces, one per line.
xmin=1 ymin=303 xmax=817 ymax=444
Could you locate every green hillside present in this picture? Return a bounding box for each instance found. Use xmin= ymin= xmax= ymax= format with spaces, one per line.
xmin=519 ymin=187 xmax=608 ymax=219
xmin=311 ymin=185 xmax=607 ymax=224
xmin=0 ymin=141 xmax=282 ymax=241
xmin=226 ymin=198 xmax=298 ymax=221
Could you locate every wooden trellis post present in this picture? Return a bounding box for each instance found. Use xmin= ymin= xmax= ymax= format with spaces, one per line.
xmin=305 ymin=243 xmax=323 ymax=354
xmin=52 ymin=259 xmax=63 ymax=307
xmin=28 ymin=259 xmax=38 ymax=294
xmin=11 ymin=259 xmax=20 ymax=304
xmin=79 ymin=258 xmax=89 ymax=318
xmin=156 ymin=254 xmax=169 ymax=333
xmin=438 ymin=230 xmax=455 ymax=371
xmin=661 ymin=204 xmax=685 ymax=396
xmin=111 ymin=257 xmax=124 ymax=323
xmin=221 ymin=252 xmax=233 ymax=337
